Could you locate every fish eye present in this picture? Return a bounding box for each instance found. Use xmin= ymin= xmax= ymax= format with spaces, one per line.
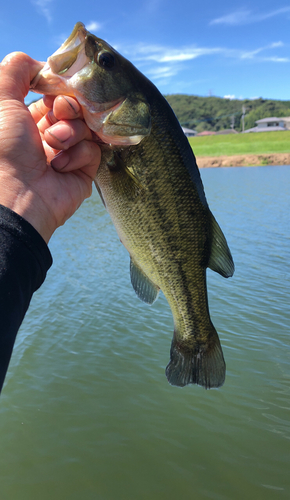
xmin=97 ymin=52 xmax=115 ymax=69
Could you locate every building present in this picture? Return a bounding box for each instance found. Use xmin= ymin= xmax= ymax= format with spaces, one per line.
xmin=182 ymin=127 xmax=197 ymax=137
xmin=196 ymin=130 xmax=216 ymax=136
xmin=215 ymin=129 xmax=238 ymax=135
xmin=244 ymin=116 xmax=290 ymax=133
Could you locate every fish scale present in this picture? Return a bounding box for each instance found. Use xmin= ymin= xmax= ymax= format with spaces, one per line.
xmin=31 ymin=22 xmax=234 ymax=389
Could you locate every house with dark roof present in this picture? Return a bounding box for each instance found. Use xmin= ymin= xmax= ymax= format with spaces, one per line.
xmin=244 ymin=116 xmax=290 ymax=133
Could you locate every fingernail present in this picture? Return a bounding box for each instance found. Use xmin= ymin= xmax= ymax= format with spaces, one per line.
xmin=63 ymin=96 xmax=79 ymax=114
xmin=51 ymin=151 xmax=69 ymax=170
xmin=47 ymin=109 xmax=58 ymax=125
xmin=47 ymin=123 xmax=72 ymax=143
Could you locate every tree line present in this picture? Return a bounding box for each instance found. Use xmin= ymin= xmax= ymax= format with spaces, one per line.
xmin=165 ymin=94 xmax=290 ymax=133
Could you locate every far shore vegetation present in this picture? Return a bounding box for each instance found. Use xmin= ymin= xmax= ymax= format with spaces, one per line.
xmin=165 ymin=94 xmax=290 ymax=133
xmin=188 ymin=131 xmax=290 ymax=157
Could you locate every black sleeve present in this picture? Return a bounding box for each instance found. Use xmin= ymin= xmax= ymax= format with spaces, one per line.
xmin=0 ymin=205 xmax=53 ymax=393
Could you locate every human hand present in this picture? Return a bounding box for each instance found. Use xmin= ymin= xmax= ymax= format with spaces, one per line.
xmin=0 ymin=52 xmax=101 ymax=243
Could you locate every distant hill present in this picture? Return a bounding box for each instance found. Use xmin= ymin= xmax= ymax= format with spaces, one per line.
xmin=164 ymin=94 xmax=290 ymax=133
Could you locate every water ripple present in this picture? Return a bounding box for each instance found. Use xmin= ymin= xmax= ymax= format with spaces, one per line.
xmin=1 ymin=166 xmax=290 ymax=500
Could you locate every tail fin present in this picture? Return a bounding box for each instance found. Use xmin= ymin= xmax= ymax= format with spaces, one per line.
xmin=165 ymin=329 xmax=226 ymax=389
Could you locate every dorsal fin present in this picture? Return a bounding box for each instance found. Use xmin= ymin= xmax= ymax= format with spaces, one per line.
xmin=208 ymin=214 xmax=234 ymax=278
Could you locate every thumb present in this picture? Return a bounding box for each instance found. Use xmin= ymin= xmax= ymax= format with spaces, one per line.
xmin=0 ymin=52 xmax=43 ymax=102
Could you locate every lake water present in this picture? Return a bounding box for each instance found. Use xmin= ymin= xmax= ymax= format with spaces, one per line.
xmin=0 ymin=165 xmax=289 ymax=500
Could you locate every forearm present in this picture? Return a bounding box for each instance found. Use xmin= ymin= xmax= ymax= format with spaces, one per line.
xmin=0 ymin=53 xmax=100 ymax=393
xmin=0 ymin=205 xmax=52 ymax=393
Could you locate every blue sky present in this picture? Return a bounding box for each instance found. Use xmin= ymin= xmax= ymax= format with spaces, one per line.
xmin=1 ymin=1 xmax=290 ymax=102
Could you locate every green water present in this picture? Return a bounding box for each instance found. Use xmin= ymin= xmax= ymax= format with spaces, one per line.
xmin=0 ymin=166 xmax=289 ymax=500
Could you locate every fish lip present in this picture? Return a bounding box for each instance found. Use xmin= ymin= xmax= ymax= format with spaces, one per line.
xmin=30 ymin=22 xmax=89 ymax=91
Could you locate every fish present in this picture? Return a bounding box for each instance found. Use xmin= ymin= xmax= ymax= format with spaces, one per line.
xmin=31 ymin=22 xmax=234 ymax=389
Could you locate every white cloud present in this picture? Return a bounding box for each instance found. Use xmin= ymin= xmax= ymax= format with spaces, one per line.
xmin=159 ymin=53 xmax=199 ymax=62
xmin=158 ymin=48 xmax=222 ymax=63
xmin=240 ymin=42 xmax=286 ymax=61
xmin=259 ymin=7 xmax=290 ymax=21
xmin=271 ymin=42 xmax=284 ymax=48
xmin=263 ymin=57 xmax=290 ymax=63
xmin=129 ymin=44 xmax=223 ymax=63
xmin=241 ymin=47 xmax=265 ymax=60
xmin=128 ymin=41 xmax=288 ymax=69
xmin=210 ymin=10 xmax=251 ymax=26
xmin=84 ymin=37 xmax=290 ymax=89
xmin=210 ymin=7 xmax=290 ymax=26
xmin=122 ymin=44 xmax=224 ymax=85
xmin=224 ymin=95 xmax=235 ymax=100
xmin=146 ymin=66 xmax=178 ymax=80
xmin=32 ymin=0 xmax=53 ymax=23
xmin=86 ymin=21 xmax=102 ymax=32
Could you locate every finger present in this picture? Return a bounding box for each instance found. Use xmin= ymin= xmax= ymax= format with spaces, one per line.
xmin=0 ymin=52 xmax=43 ymax=102
xmin=43 ymin=142 xmax=61 ymax=164
xmin=36 ymin=110 xmax=59 ymax=135
xmin=29 ymin=97 xmax=54 ymax=124
xmin=43 ymin=95 xmax=56 ymax=108
xmin=53 ymin=96 xmax=83 ymax=121
xmin=36 ymin=96 xmax=83 ymax=135
xmin=44 ymin=119 xmax=93 ymax=150
xmin=51 ymin=140 xmax=101 ymax=179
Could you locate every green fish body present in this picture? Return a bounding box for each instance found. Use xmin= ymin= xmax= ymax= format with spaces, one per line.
xmin=31 ymin=23 xmax=234 ymax=388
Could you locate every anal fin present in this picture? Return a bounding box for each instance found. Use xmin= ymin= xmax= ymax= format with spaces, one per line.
xmin=208 ymin=214 xmax=234 ymax=278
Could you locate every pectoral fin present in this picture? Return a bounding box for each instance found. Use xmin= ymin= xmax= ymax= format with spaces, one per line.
xmin=94 ymin=181 xmax=106 ymax=208
xmin=106 ymin=151 xmax=145 ymax=201
xmin=208 ymin=215 xmax=234 ymax=278
xmin=101 ymin=97 xmax=151 ymax=145
xmin=130 ymin=258 xmax=159 ymax=304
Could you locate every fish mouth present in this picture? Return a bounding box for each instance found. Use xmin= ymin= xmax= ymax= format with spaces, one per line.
xmin=30 ymin=22 xmax=127 ymax=135
xmin=30 ymin=22 xmax=90 ymax=93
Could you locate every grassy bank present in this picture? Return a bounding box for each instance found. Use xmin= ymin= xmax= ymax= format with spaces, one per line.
xmin=188 ymin=131 xmax=290 ymax=157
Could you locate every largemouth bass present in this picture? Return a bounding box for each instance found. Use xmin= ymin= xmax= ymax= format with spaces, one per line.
xmin=31 ymin=23 xmax=234 ymax=389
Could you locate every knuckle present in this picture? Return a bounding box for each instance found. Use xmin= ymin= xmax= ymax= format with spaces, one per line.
xmin=1 ymin=51 xmax=27 ymax=66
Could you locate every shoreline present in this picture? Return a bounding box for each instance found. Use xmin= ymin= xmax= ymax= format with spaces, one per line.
xmin=195 ymin=152 xmax=290 ymax=168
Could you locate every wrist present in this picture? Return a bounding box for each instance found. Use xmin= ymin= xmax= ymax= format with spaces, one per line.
xmin=0 ymin=175 xmax=55 ymax=243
